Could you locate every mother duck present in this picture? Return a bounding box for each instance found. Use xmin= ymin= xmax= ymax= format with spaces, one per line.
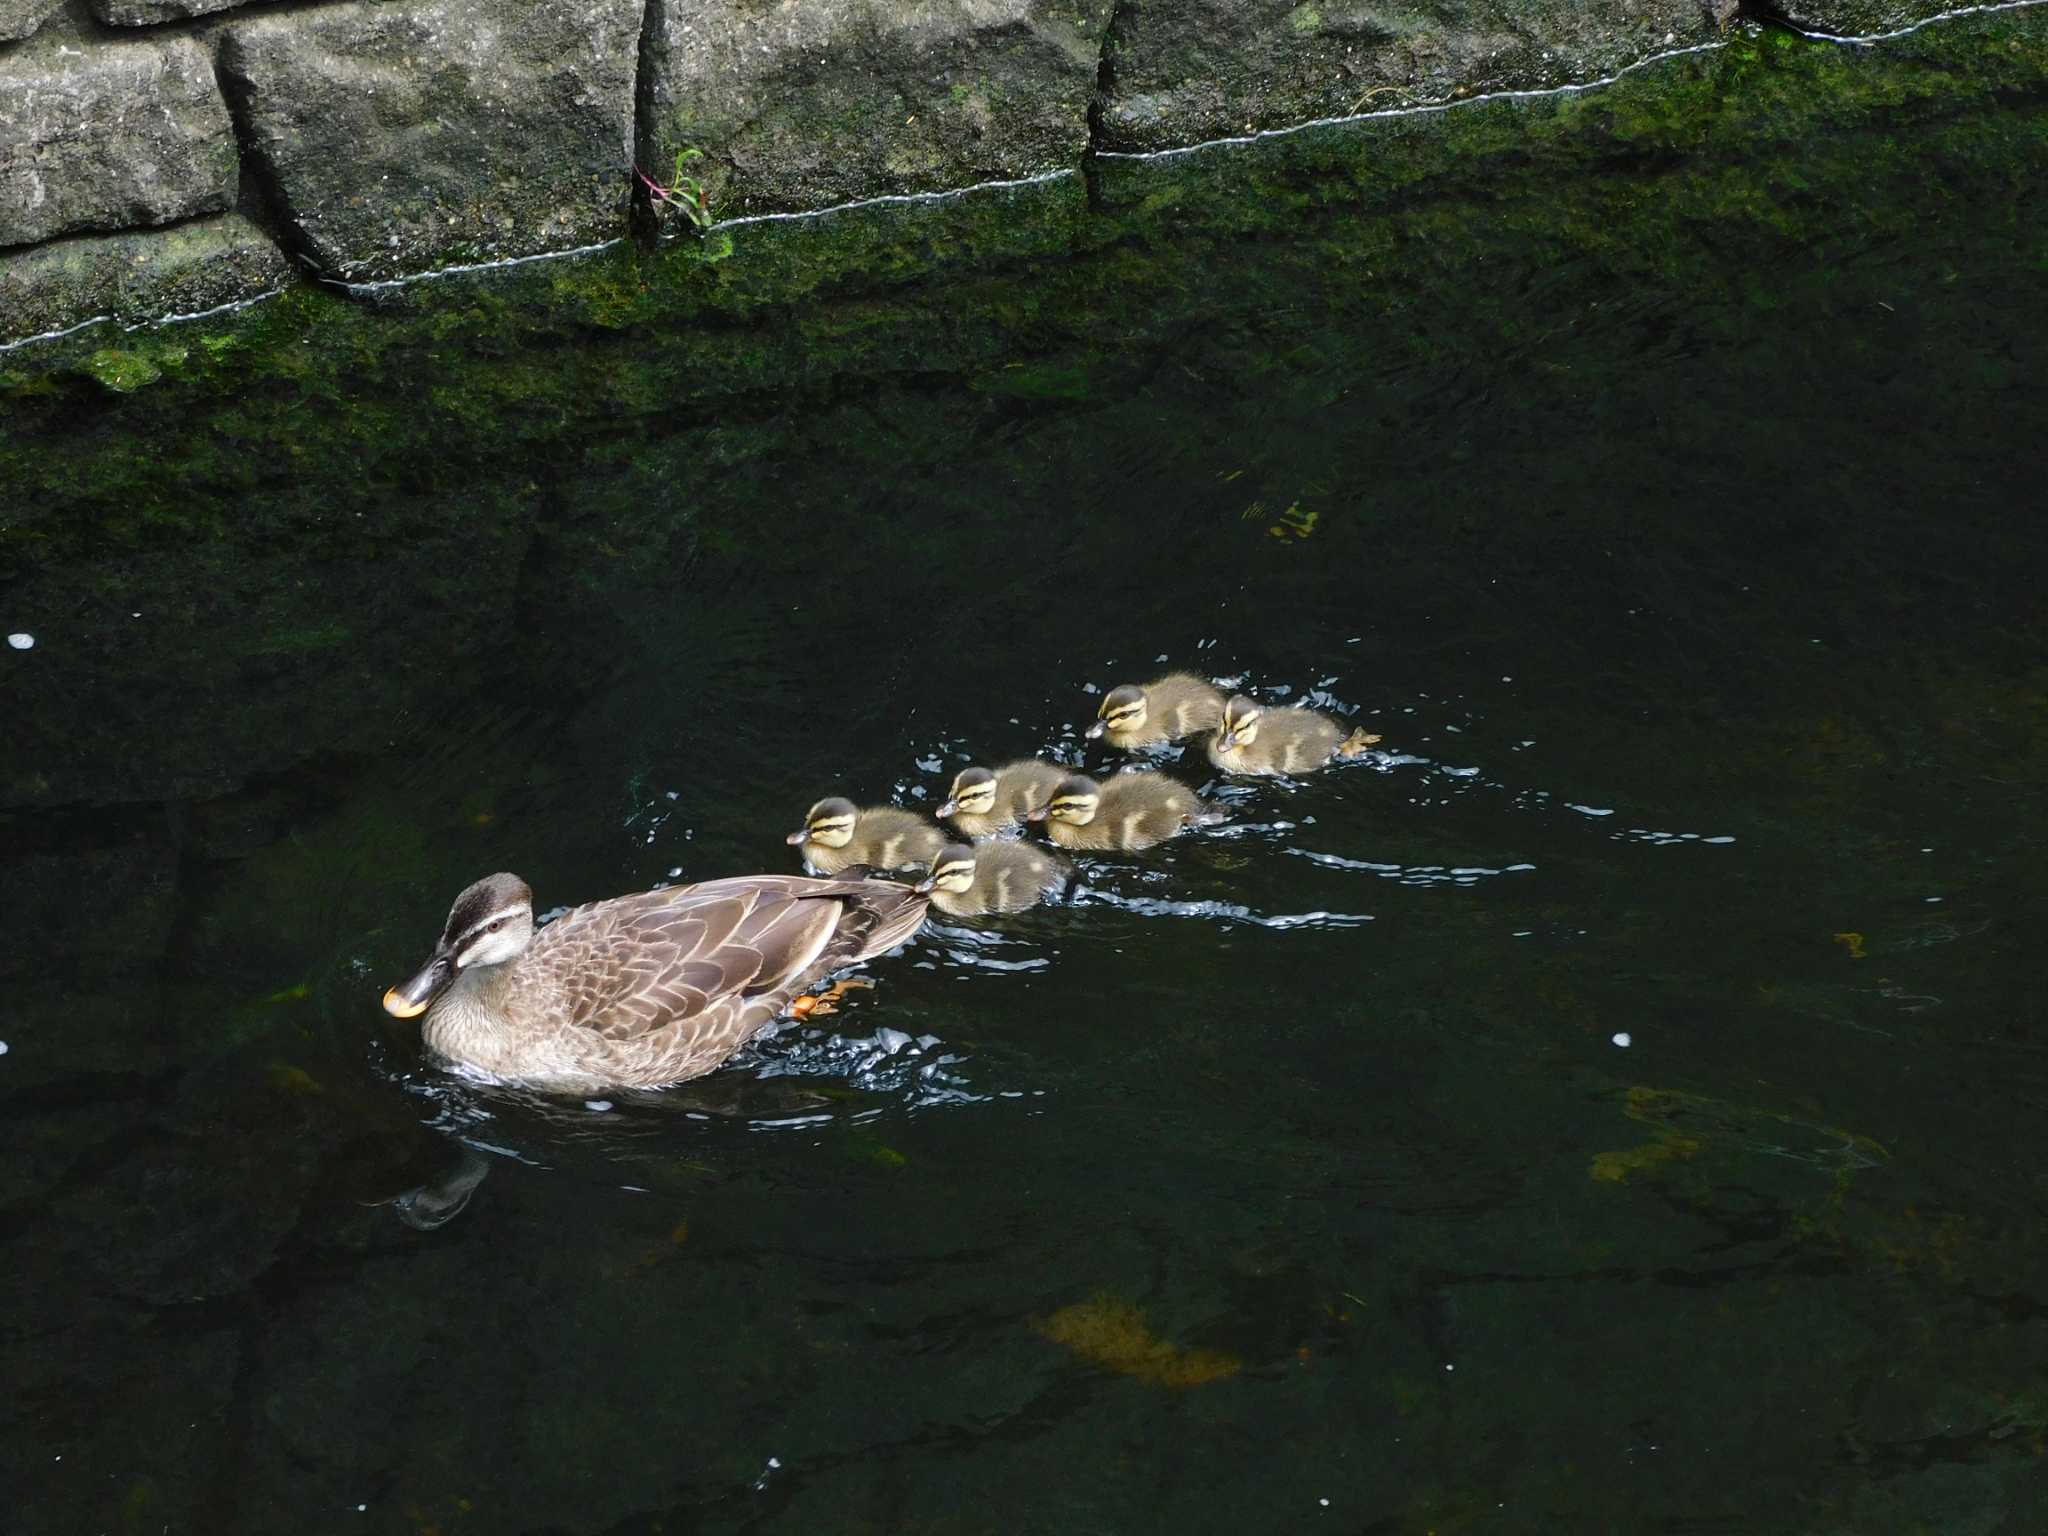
xmin=382 ymin=870 xmax=928 ymax=1091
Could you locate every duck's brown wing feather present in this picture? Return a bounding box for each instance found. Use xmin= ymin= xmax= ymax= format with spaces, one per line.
xmin=524 ymin=876 xmax=926 ymax=1045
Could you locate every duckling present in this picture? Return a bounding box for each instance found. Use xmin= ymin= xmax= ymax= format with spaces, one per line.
xmin=936 ymin=759 xmax=1066 ymax=840
xmin=1085 ymin=671 xmax=1226 ymax=749
xmin=787 ymin=796 xmax=946 ymax=875
xmin=915 ymin=841 xmax=1070 ymax=919
xmin=1026 ymin=770 xmax=1218 ymax=852
xmin=1207 ymin=694 xmax=1381 ymax=776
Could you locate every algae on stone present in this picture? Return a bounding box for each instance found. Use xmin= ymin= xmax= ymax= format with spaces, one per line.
xmin=0 ymin=213 xmax=292 ymax=340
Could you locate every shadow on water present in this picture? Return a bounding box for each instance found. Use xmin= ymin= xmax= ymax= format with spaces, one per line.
xmin=3 ymin=12 xmax=2048 ymax=1535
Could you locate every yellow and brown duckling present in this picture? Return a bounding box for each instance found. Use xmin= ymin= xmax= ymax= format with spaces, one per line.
xmin=1085 ymin=671 xmax=1227 ymax=749
xmin=1026 ymin=770 xmax=1219 ymax=852
xmin=936 ymin=759 xmax=1066 ymax=840
xmin=787 ymin=796 xmax=947 ymax=875
xmin=1206 ymin=695 xmax=1381 ymax=776
xmin=915 ymin=841 xmax=1070 ymax=919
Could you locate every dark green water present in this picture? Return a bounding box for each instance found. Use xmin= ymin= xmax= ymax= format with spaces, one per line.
xmin=4 ymin=15 xmax=2048 ymax=1535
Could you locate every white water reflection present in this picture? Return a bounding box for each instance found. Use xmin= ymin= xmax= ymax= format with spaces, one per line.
xmin=1286 ymin=847 xmax=1537 ymax=888
xmin=1608 ymin=827 xmax=1739 ymax=847
xmin=739 ymin=1019 xmax=985 ymax=1108
xmin=1068 ymin=881 xmax=1375 ymax=929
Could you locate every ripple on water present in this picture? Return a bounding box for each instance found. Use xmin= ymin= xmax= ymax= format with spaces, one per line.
xmin=913 ymin=919 xmax=1056 ymax=973
xmin=1284 ymin=847 xmax=1538 ymax=889
xmin=372 ymin=1011 xmax=993 ymax=1166
xmin=737 ymin=1019 xmax=985 ymax=1113
xmin=1064 ymin=874 xmax=1376 ymax=930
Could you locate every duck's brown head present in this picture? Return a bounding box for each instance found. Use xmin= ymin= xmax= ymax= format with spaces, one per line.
xmin=383 ymin=872 xmax=535 ymax=1019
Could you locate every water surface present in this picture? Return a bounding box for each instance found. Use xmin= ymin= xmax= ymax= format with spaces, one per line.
xmin=3 ymin=16 xmax=2046 ymax=1534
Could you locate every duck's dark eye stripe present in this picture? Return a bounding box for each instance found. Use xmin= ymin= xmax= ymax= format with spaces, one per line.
xmin=452 ymin=908 xmax=524 ymax=947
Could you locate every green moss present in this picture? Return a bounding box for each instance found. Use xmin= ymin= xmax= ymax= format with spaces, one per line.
xmin=85 ymin=348 xmax=165 ymax=392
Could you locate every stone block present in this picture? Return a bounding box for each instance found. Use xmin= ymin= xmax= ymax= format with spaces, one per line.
xmin=87 ymin=0 xmax=259 ymax=24
xmin=1097 ymin=0 xmax=1717 ymax=153
xmin=0 ymin=0 xmax=65 ymax=43
xmin=0 ymin=28 xmax=238 ymax=248
xmin=218 ymin=0 xmax=641 ymax=283
xmin=640 ymin=0 xmax=1115 ymax=216
xmin=0 ymin=213 xmax=290 ymax=342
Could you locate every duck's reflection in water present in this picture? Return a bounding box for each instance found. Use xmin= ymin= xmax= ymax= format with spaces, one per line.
xmin=376 ymin=1142 xmax=493 ymax=1230
xmin=375 ymin=1041 xmax=972 ymax=1228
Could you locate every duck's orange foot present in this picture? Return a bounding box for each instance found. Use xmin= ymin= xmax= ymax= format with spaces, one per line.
xmin=1337 ymin=728 xmax=1383 ymax=757
xmin=789 ymin=976 xmax=875 ymax=1021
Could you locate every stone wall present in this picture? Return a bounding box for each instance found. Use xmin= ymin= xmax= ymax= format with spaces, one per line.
xmin=0 ymin=0 xmax=1992 ymax=341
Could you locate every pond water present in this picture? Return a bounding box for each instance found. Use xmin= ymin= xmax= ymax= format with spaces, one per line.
xmin=4 ymin=15 xmax=2047 ymax=1535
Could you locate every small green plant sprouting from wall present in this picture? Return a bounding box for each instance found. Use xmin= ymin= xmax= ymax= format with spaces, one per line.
xmin=637 ymin=147 xmax=735 ymax=262
xmin=640 ymin=146 xmax=715 ymax=230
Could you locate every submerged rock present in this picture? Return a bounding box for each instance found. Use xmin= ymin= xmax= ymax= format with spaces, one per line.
xmin=217 ymin=0 xmax=642 ymax=282
xmin=639 ymin=0 xmax=1115 ymax=216
xmin=0 ymin=25 xmax=237 ymax=249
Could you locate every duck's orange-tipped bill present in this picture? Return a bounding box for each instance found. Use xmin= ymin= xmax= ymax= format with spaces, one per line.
xmin=383 ymin=953 xmax=451 ymax=1018
xmin=383 ymin=987 xmax=430 ymax=1019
